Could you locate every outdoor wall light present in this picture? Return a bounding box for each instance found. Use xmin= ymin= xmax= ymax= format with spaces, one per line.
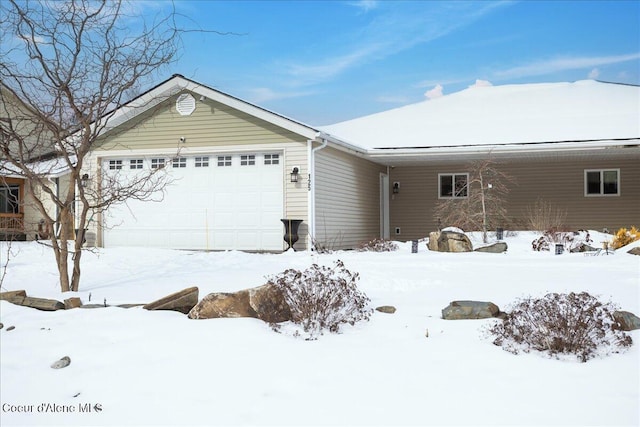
xmin=290 ymin=166 xmax=300 ymax=183
xmin=393 ymin=182 xmax=400 ymax=194
xmin=80 ymin=173 xmax=90 ymax=188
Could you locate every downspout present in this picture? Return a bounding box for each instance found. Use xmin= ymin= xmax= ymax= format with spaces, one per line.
xmin=309 ymin=136 xmax=328 ymax=247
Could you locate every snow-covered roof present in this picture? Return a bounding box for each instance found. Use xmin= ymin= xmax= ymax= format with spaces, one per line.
xmin=0 ymin=156 xmax=73 ymax=179
xmin=320 ymin=80 xmax=640 ymax=150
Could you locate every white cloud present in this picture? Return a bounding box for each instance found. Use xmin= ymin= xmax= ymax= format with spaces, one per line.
xmin=283 ymin=1 xmax=511 ymax=87
xmin=494 ymin=53 xmax=640 ymax=79
xmin=347 ymin=1 xmax=378 ymax=13
xmin=588 ymin=68 xmax=600 ymax=79
xmin=425 ymin=84 xmax=444 ymax=99
xmin=468 ymin=79 xmax=493 ymax=88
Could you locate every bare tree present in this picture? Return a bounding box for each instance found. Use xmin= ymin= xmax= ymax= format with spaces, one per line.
xmin=433 ymin=157 xmax=514 ymax=243
xmin=0 ymin=0 xmax=186 ymax=292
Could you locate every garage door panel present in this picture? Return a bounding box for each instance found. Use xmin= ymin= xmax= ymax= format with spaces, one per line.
xmin=103 ymin=153 xmax=284 ymax=250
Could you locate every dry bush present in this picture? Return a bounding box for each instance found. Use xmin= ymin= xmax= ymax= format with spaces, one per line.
xmin=356 ymin=238 xmax=398 ymax=252
xmin=525 ymin=199 xmax=567 ymax=232
xmin=267 ymin=260 xmax=372 ymax=340
xmin=610 ymin=226 xmax=640 ymax=249
xmin=488 ymin=292 xmax=632 ymax=362
xmin=531 ymin=229 xmax=592 ymax=252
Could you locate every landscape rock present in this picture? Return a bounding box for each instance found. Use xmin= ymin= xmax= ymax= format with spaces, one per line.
xmin=188 ymin=290 xmax=257 ymax=319
xmin=64 ymin=297 xmax=82 ymax=309
xmin=429 ymin=231 xmax=473 ymax=252
xmin=442 ymin=300 xmax=500 ymax=320
xmin=0 ymin=322 xmax=3 ymax=329
xmin=570 ymin=243 xmax=599 ymax=253
xmin=144 ymin=286 xmax=199 ymax=314
xmin=627 ymin=247 xmax=640 ymax=256
xmin=51 ymin=356 xmax=71 ymax=369
xmin=613 ymin=311 xmax=640 ymax=331
xmin=6 ymin=325 xmax=15 ymax=331
xmin=9 ymin=296 xmax=65 ymax=311
xmin=117 ymin=304 xmax=146 ymax=309
xmin=474 ymin=242 xmax=508 ymax=253
xmin=0 ymin=290 xmax=27 ymax=300
xmin=376 ymin=305 xmax=397 ymax=314
xmin=248 ymin=284 xmax=292 ymax=323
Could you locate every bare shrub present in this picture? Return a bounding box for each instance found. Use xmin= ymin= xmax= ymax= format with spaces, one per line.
xmin=488 ymin=292 xmax=632 ymax=362
xmin=531 ymin=229 xmax=592 ymax=252
xmin=267 ymin=260 xmax=372 ymax=340
xmin=356 ymin=238 xmax=398 ymax=252
xmin=526 ymin=199 xmax=567 ymax=232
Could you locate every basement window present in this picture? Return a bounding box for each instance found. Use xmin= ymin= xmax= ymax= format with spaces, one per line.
xmin=438 ymin=173 xmax=468 ymax=199
xmin=585 ymin=169 xmax=619 ymax=196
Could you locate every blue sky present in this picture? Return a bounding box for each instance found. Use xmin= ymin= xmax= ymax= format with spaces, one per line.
xmin=99 ymin=0 xmax=640 ymax=125
xmin=147 ymin=1 xmax=639 ymax=124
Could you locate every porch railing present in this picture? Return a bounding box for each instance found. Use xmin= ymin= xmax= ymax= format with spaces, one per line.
xmin=0 ymin=213 xmax=24 ymax=232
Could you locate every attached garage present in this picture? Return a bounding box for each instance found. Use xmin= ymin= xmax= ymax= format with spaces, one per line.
xmin=101 ymin=152 xmax=284 ymax=250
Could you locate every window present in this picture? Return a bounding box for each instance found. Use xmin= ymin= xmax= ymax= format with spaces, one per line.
xmin=195 ymin=156 xmax=209 ymax=167
xmin=130 ymin=159 xmax=143 ymax=169
xmin=151 ymin=158 xmax=165 ymax=169
xmin=217 ymin=156 xmax=232 ymax=167
xmin=439 ymin=173 xmax=468 ymax=198
xmin=264 ymin=154 xmax=280 ymax=165
xmin=241 ymin=155 xmax=256 ymax=166
xmin=172 ymin=157 xmax=187 ymax=168
xmin=0 ymin=185 xmax=20 ymax=214
xmin=108 ymin=160 xmax=123 ymax=170
xmin=585 ymin=169 xmax=619 ymax=196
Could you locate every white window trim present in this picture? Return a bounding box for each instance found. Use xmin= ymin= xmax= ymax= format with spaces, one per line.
xmin=584 ymin=169 xmax=620 ymax=197
xmin=438 ymin=172 xmax=469 ymax=199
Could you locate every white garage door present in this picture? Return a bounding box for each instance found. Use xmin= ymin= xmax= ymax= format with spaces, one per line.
xmin=102 ymin=153 xmax=284 ymax=250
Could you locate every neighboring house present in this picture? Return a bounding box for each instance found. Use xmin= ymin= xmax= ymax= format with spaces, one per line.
xmin=0 ymin=83 xmax=72 ymax=241
xmin=85 ymin=76 xmax=639 ymax=251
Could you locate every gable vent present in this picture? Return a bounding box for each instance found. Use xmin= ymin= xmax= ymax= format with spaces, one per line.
xmin=176 ymin=93 xmax=196 ymax=116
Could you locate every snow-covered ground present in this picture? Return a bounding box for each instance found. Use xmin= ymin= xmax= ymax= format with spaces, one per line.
xmin=1 ymin=231 xmax=638 ymax=426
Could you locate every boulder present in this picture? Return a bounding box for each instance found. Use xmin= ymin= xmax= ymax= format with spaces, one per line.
xmin=429 ymin=231 xmax=473 ymax=252
xmin=474 ymin=242 xmax=508 ymax=253
xmin=0 ymin=322 xmax=3 ymax=329
xmin=51 ymin=356 xmax=71 ymax=369
xmin=9 ymin=296 xmax=65 ymax=311
xmin=442 ymin=300 xmax=500 ymax=320
xmin=188 ymin=290 xmax=257 ymax=319
xmin=64 ymin=297 xmax=82 ymax=309
xmin=627 ymin=247 xmax=640 ymax=256
xmin=376 ymin=305 xmax=397 ymax=314
xmin=0 ymin=290 xmax=27 ymax=301
xmin=613 ymin=311 xmax=640 ymax=331
xmin=248 ymin=284 xmax=292 ymax=323
xmin=144 ymin=286 xmax=199 ymax=314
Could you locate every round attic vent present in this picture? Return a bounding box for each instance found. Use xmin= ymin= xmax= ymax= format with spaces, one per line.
xmin=176 ymin=93 xmax=196 ymax=116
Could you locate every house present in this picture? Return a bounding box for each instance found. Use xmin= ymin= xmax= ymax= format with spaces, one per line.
xmin=0 ymin=83 xmax=72 ymax=241
xmin=84 ymin=76 xmax=639 ymax=251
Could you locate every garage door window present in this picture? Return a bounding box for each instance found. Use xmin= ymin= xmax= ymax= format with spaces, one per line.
xmin=109 ymin=160 xmax=123 ymax=170
xmin=264 ymin=154 xmax=279 ymax=165
xmin=151 ymin=158 xmax=165 ymax=169
xmin=217 ymin=156 xmax=231 ymax=167
xmin=241 ymin=155 xmax=256 ymax=166
xmin=195 ymin=156 xmax=209 ymax=167
xmin=172 ymin=157 xmax=187 ymax=168
xmin=130 ymin=159 xmax=143 ymax=169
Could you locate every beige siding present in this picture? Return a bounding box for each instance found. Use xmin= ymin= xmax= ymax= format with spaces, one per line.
xmin=86 ymin=91 xmax=311 ymax=250
xmin=94 ymin=92 xmax=303 ymax=150
xmin=314 ymin=147 xmax=386 ymax=249
xmin=389 ymin=153 xmax=640 ymax=239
